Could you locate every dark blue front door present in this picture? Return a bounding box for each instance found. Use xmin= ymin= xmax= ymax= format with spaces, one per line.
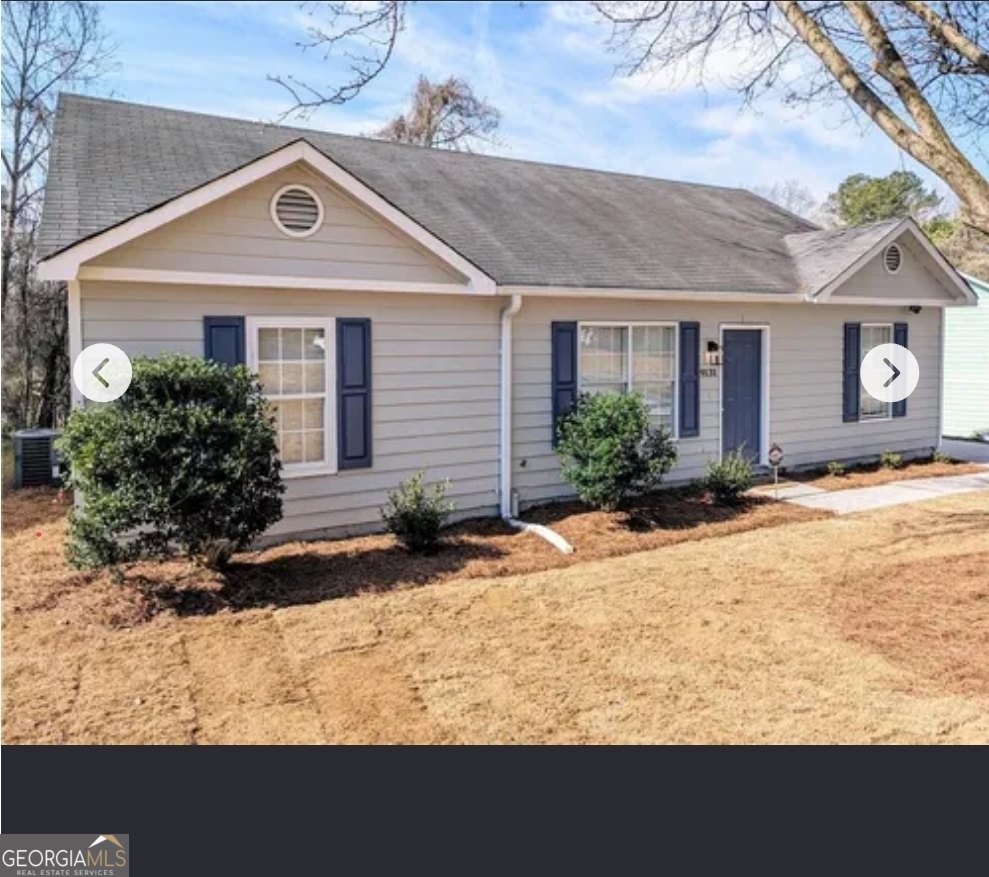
xmin=722 ymin=329 xmax=762 ymax=463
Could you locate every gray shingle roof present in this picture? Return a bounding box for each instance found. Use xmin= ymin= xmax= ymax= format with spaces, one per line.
xmin=785 ymin=219 xmax=903 ymax=296
xmin=41 ymin=94 xmax=886 ymax=295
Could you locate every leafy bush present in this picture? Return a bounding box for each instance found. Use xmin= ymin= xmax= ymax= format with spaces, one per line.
xmin=880 ymin=449 xmax=903 ymax=470
xmin=706 ymin=450 xmax=754 ymax=505
xmin=58 ymin=355 xmax=284 ymax=571
xmin=381 ymin=470 xmax=456 ymax=553
xmin=932 ymin=450 xmax=952 ymax=464
xmin=555 ymin=392 xmax=678 ymax=511
xmin=827 ymin=461 xmax=846 ymax=478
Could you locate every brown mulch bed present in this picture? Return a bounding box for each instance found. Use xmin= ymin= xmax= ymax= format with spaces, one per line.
xmin=787 ymin=457 xmax=984 ymax=492
xmin=0 ymin=485 xmax=829 ymax=624
xmin=133 ymin=491 xmax=829 ymax=616
xmin=831 ymin=549 xmax=989 ymax=699
xmin=526 ymin=487 xmax=830 ymax=560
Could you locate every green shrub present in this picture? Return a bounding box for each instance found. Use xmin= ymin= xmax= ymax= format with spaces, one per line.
xmin=555 ymin=392 xmax=678 ymax=511
xmin=706 ymin=450 xmax=754 ymax=505
xmin=826 ymin=461 xmax=846 ymax=478
xmin=58 ymin=355 xmax=284 ymax=571
xmin=880 ymin=449 xmax=903 ymax=470
xmin=381 ymin=470 xmax=456 ymax=553
xmin=932 ymin=450 xmax=952 ymax=464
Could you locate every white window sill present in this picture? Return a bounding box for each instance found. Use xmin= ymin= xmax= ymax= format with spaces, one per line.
xmin=281 ymin=465 xmax=338 ymax=479
xmin=859 ymin=414 xmax=893 ymax=423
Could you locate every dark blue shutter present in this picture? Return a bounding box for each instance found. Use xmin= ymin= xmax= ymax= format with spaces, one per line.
xmin=337 ymin=318 xmax=372 ymax=470
xmin=843 ymin=323 xmax=861 ymax=423
xmin=204 ymin=317 xmax=245 ymax=366
xmin=893 ymin=322 xmax=908 ymax=418
xmin=679 ymin=321 xmax=700 ymax=438
xmin=551 ymin=322 xmax=578 ymax=445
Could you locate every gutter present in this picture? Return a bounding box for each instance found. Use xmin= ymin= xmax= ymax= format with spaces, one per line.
xmin=498 ymin=293 xmax=575 ymax=555
xmin=499 ymin=294 xmax=523 ymax=518
xmin=501 ymin=285 xmax=807 ymax=304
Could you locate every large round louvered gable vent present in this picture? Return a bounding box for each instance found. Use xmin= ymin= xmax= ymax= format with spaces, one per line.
xmin=883 ymin=243 xmax=903 ymax=275
xmin=271 ymin=185 xmax=323 ymax=237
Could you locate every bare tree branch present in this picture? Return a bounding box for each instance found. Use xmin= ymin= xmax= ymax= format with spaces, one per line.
xmin=1 ymin=1 xmax=114 ymax=429
xmin=277 ymin=1 xmax=989 ymax=233
xmin=750 ymin=179 xmax=820 ymax=220
xmin=373 ymin=75 xmax=501 ymax=151
xmin=270 ymin=1 xmax=409 ymax=121
xmin=896 ymin=0 xmax=989 ymax=73
xmin=593 ymin=1 xmax=989 ymax=232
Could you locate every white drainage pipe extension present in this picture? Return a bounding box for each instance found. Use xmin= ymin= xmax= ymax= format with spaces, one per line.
xmin=504 ymin=516 xmax=575 ymax=555
xmin=498 ymin=293 xmax=574 ymax=555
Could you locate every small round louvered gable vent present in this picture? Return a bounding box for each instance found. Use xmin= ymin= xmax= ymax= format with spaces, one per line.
xmin=271 ymin=185 xmax=323 ymax=237
xmin=883 ymin=243 xmax=903 ymax=275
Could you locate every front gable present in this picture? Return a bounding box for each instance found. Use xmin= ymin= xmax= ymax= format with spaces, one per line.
xmin=39 ymin=139 xmax=496 ymax=295
xmin=89 ymin=162 xmax=466 ymax=287
xmin=816 ymin=222 xmax=975 ymax=307
xmin=828 ymin=229 xmax=960 ymax=304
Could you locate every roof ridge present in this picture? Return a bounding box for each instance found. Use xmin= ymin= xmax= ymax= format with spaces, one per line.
xmin=56 ymin=92 xmax=808 ymax=205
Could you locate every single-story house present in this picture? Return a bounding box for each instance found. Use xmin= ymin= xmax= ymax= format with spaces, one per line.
xmin=943 ymin=273 xmax=989 ymax=440
xmin=38 ymin=95 xmax=978 ymax=541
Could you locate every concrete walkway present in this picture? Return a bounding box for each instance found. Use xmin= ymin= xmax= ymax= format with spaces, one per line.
xmin=785 ymin=470 xmax=989 ymax=515
xmin=940 ymin=438 xmax=989 ymax=464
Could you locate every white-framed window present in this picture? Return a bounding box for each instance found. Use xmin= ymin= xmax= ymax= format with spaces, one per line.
xmin=246 ymin=316 xmax=336 ymax=475
xmin=860 ymin=323 xmax=892 ymax=420
xmin=578 ymin=322 xmax=678 ymax=434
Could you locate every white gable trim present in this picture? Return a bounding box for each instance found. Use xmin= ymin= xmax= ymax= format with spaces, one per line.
xmin=813 ymin=219 xmax=976 ymax=306
xmin=38 ymin=139 xmax=497 ymax=294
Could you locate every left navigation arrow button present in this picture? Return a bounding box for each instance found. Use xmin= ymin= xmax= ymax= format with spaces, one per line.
xmin=92 ymin=357 xmax=111 ymax=388
xmin=73 ymin=344 xmax=133 ymax=403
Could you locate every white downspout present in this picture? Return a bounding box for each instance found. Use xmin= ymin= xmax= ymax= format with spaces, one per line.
xmin=498 ymin=294 xmax=574 ymax=555
xmin=499 ymin=294 xmax=523 ymax=518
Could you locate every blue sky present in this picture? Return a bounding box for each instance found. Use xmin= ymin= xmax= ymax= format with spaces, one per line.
xmin=95 ymin=0 xmax=984 ymax=207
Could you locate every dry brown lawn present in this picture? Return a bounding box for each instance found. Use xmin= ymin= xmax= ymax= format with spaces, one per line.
xmin=3 ymin=487 xmax=988 ymax=743
xmin=788 ymin=457 xmax=984 ymax=492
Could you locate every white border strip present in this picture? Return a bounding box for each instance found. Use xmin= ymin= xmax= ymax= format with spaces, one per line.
xmin=76 ymin=266 xmax=471 ymax=296
xmin=68 ymin=280 xmax=83 ymax=408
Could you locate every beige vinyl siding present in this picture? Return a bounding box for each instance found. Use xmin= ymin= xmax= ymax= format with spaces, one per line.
xmin=89 ymin=163 xmax=467 ymax=286
xmin=79 ymin=281 xmax=501 ymax=538
xmin=513 ymin=297 xmax=941 ymax=507
xmin=830 ymin=235 xmax=957 ymax=302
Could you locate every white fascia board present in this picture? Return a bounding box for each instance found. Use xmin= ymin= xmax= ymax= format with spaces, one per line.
xmin=77 ymin=266 xmax=472 ymax=296
xmin=810 ymin=296 xmax=975 ymax=308
xmin=500 ymin=285 xmax=806 ymax=303
xmin=39 ymin=140 xmax=497 ymax=294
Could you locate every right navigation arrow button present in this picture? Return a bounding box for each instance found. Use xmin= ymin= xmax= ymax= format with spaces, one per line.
xmin=882 ymin=357 xmax=901 ymax=388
